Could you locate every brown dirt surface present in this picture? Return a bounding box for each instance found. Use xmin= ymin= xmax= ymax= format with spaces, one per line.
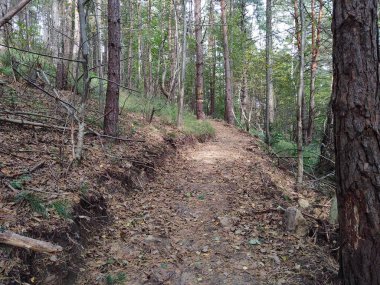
xmin=1 ymin=78 xmax=338 ymax=285
xmin=77 ymin=121 xmax=338 ymax=285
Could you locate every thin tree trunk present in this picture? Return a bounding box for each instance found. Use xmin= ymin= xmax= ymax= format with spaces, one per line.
xmin=265 ymin=0 xmax=274 ymax=144
xmin=126 ymin=0 xmax=134 ymax=89
xmin=296 ymin=0 xmax=305 ymax=186
xmin=194 ymin=0 xmax=205 ymax=119
xmin=208 ymin=0 xmax=216 ymax=117
xmin=306 ymin=0 xmax=323 ymax=145
xmin=137 ymin=1 xmax=142 ymax=86
xmin=177 ymin=0 xmax=187 ymax=128
xmin=76 ymin=0 xmax=90 ymax=160
xmin=240 ymin=67 xmax=249 ymax=131
xmin=333 ymin=1 xmax=380 ymax=283
xmin=94 ymin=0 xmax=105 ymax=113
xmin=220 ymin=0 xmax=233 ymax=124
xmin=103 ymin=0 xmax=121 ymax=136
xmin=316 ymin=99 xmax=334 ymax=175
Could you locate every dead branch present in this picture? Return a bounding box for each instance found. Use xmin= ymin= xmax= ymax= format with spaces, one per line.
xmin=0 ymin=0 xmax=32 ymax=28
xmin=251 ymin=207 xmax=285 ymax=215
xmin=0 ymin=109 xmax=62 ymax=121
xmin=90 ymin=76 xmax=140 ymax=93
xmin=0 ymin=149 xmax=34 ymax=161
xmin=11 ymin=161 xmax=45 ymax=178
xmin=86 ymin=127 xmax=146 ymax=142
xmin=0 ymin=230 xmax=63 ymax=253
xmin=0 ymin=43 xmax=85 ymax=63
xmin=0 ymin=117 xmax=68 ymax=130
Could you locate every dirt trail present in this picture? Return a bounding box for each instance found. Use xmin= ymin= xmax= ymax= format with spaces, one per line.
xmin=79 ymin=121 xmax=335 ymax=285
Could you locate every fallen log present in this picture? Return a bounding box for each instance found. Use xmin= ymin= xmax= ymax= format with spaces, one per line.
xmin=0 ymin=230 xmax=63 ymax=253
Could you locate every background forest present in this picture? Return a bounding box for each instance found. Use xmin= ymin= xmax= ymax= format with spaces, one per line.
xmin=6 ymin=0 xmax=380 ymax=284
xmin=0 ymin=0 xmax=334 ymax=178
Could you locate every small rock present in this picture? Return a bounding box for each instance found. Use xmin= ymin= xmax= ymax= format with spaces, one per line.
xmin=217 ymin=216 xmax=240 ymax=231
xmin=295 ymin=264 xmax=301 ymax=271
xmin=283 ymin=207 xmax=308 ymax=236
xmin=269 ymin=255 xmax=281 ymax=265
xmin=201 ymin=246 xmax=209 ymax=253
xmin=298 ymin=198 xmax=310 ymax=209
xmin=235 ymin=229 xmax=242 ymax=235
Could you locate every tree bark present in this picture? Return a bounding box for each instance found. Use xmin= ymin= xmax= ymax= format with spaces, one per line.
xmin=194 ymin=0 xmax=205 ymax=119
xmin=296 ymin=0 xmax=305 ymax=186
xmin=306 ymin=0 xmax=323 ymax=145
xmin=94 ymin=0 xmax=105 ymax=112
xmin=208 ymin=0 xmax=216 ymax=117
xmin=126 ymin=0 xmax=134 ymax=89
xmin=177 ymin=0 xmax=187 ymax=129
xmin=103 ymin=0 xmax=121 ymax=136
xmin=333 ymin=1 xmax=380 ymax=284
xmin=220 ymin=0 xmax=234 ymax=124
xmin=265 ymin=0 xmax=274 ymax=144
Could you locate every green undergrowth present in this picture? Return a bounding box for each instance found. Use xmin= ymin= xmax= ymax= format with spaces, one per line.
xmin=271 ymin=139 xmax=320 ymax=172
xmin=120 ymin=93 xmax=215 ymax=141
xmin=249 ymin=129 xmax=321 ymax=172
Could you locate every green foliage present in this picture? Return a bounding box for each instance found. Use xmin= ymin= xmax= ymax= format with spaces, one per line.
xmin=0 ymin=65 xmax=13 ymax=77
xmin=10 ymin=175 xmax=31 ymax=190
xmin=105 ymin=272 xmax=126 ymax=285
xmin=51 ymin=200 xmax=72 ymax=219
xmin=15 ymin=192 xmax=47 ymax=217
xmin=271 ymin=139 xmax=321 ymax=172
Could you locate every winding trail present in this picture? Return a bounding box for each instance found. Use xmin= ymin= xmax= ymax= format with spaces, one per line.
xmin=79 ymin=121 xmax=333 ymax=285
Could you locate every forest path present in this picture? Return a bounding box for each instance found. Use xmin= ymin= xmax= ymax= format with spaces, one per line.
xmin=80 ymin=120 xmax=322 ymax=285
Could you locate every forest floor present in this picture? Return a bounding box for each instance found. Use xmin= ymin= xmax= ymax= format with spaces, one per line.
xmin=1 ymin=79 xmax=338 ymax=285
xmin=77 ymin=122 xmax=338 ymax=285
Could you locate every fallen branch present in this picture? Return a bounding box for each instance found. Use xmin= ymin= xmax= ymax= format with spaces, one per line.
xmin=0 ymin=117 xmax=68 ymax=130
xmin=86 ymin=127 xmax=146 ymax=142
xmin=1 ymin=117 xmax=145 ymax=143
xmin=0 ymin=109 xmax=63 ymax=121
xmin=0 ymin=230 xmax=63 ymax=253
xmin=7 ymin=161 xmax=45 ymax=178
xmin=0 ymin=43 xmax=85 ymax=63
xmin=251 ymin=207 xmax=285 ymax=215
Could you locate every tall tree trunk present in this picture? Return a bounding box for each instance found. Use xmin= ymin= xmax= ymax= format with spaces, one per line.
xmin=126 ymin=0 xmax=134 ymax=89
xmin=103 ymin=0 xmax=121 ymax=136
xmin=208 ymin=0 xmax=216 ymax=117
xmin=240 ymin=66 xmax=249 ymax=131
xmin=94 ymin=0 xmax=105 ymax=112
xmin=220 ymin=0 xmax=233 ymax=124
xmin=194 ymin=0 xmax=205 ymax=119
xmin=265 ymin=0 xmax=274 ymax=144
xmin=333 ymin=1 xmax=380 ymax=283
xmin=137 ymin=1 xmax=142 ymax=87
xmin=177 ymin=0 xmax=187 ymax=128
xmin=56 ymin=0 xmax=68 ymax=90
xmin=296 ymin=0 xmax=305 ymax=186
xmin=76 ymin=0 xmax=90 ymax=160
xmin=306 ymin=0 xmax=323 ymax=145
